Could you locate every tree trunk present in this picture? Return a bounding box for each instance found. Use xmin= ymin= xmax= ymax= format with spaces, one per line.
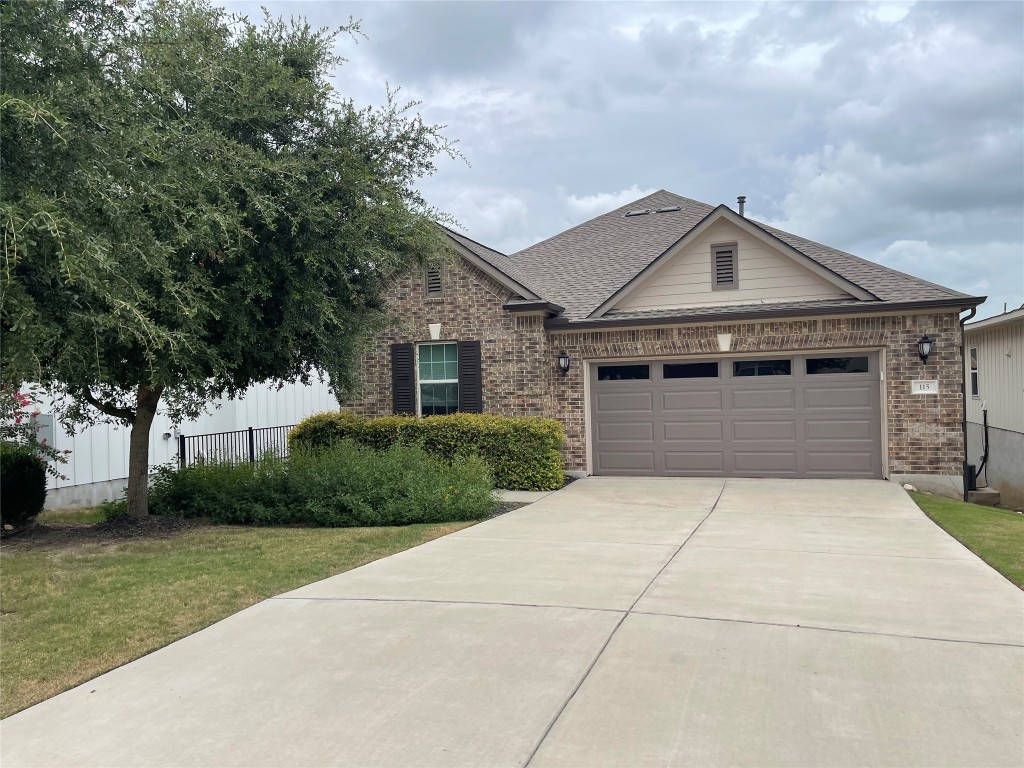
xmin=125 ymin=385 xmax=164 ymax=518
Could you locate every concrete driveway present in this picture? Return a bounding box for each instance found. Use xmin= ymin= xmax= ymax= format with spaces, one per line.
xmin=3 ymin=479 xmax=1023 ymax=767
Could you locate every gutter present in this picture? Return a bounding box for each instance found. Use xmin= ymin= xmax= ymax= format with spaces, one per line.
xmin=959 ymin=305 xmax=977 ymax=502
xmin=545 ymin=296 xmax=987 ymax=331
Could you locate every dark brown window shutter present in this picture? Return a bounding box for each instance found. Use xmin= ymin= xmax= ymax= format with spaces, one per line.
xmin=457 ymin=340 xmax=483 ymax=413
xmin=390 ymin=343 xmax=415 ymax=415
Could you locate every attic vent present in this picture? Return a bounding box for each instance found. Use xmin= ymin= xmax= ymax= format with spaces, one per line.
xmin=624 ymin=209 xmax=651 ymax=217
xmin=425 ymin=266 xmax=443 ymax=297
xmin=712 ymin=245 xmax=738 ymax=291
xmin=655 ymin=206 xmax=681 ymax=213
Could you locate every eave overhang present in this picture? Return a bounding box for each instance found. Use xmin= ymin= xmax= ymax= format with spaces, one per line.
xmin=503 ymin=299 xmax=565 ymax=316
xmin=546 ymin=296 xmax=986 ymax=332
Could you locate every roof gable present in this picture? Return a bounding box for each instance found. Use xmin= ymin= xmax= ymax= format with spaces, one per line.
xmin=595 ymin=207 xmax=874 ymax=317
xmin=441 ymin=228 xmax=542 ymax=301
xmin=497 ymin=189 xmax=981 ymax=321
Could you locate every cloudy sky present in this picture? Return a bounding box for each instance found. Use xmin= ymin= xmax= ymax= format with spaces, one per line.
xmin=229 ymin=1 xmax=1023 ymax=320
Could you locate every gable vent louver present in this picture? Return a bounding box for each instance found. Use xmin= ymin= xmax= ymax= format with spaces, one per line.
xmin=425 ymin=266 xmax=443 ymax=297
xmin=713 ymin=247 xmax=737 ymax=289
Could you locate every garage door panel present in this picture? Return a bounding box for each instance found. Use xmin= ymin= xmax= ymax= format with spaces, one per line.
xmin=732 ymin=420 xmax=796 ymax=441
xmin=664 ymin=452 xmax=725 ymax=472
xmin=664 ymin=422 xmax=723 ymax=441
xmin=807 ymin=451 xmax=875 ymax=474
xmin=597 ymin=422 xmax=655 ymax=441
xmin=733 ymin=451 xmax=798 ymax=473
xmin=597 ymin=451 xmax=656 ymax=471
xmin=807 ymin=419 xmax=874 ymax=441
xmin=732 ymin=388 xmax=795 ymax=411
xmin=805 ymin=386 xmax=872 ymax=409
xmin=662 ymin=390 xmax=723 ymax=412
xmin=591 ymin=353 xmax=881 ymax=480
xmin=596 ymin=391 xmax=654 ymax=413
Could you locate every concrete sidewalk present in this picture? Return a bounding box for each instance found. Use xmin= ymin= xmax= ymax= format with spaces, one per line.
xmin=3 ymin=478 xmax=1022 ymax=767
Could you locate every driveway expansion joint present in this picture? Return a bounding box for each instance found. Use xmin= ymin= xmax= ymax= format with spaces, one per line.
xmin=270 ymin=595 xmax=629 ymax=615
xmin=686 ymin=543 xmax=974 ymax=561
xmin=628 ymin=609 xmax=1024 ymax=649
xmin=522 ymin=479 xmax=730 ymax=766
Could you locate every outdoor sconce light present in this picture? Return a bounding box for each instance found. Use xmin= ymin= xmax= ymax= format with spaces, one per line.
xmin=917 ymin=335 xmax=935 ymax=364
xmin=557 ymin=351 xmax=571 ymax=375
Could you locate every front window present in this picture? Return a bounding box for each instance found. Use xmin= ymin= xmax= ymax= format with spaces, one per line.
xmin=418 ymin=343 xmax=459 ymax=415
xmin=970 ymin=348 xmax=979 ymax=397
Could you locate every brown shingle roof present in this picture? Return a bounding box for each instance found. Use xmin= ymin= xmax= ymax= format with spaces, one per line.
xmin=507 ymin=190 xmax=980 ymax=320
xmin=442 ymin=227 xmax=545 ymax=299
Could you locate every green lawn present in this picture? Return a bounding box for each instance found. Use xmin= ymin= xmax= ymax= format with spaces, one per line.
xmin=910 ymin=491 xmax=1024 ymax=588
xmin=0 ymin=520 xmax=472 ymax=718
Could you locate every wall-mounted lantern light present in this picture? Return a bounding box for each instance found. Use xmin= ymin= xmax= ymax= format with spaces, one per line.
xmin=557 ymin=351 xmax=571 ymax=375
xmin=917 ymin=335 xmax=935 ymax=364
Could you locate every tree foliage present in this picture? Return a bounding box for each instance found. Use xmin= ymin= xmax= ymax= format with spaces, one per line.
xmin=1 ymin=0 xmax=458 ymax=514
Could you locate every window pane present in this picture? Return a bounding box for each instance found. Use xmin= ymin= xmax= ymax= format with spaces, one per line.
xmin=971 ymin=371 xmax=979 ymax=397
xmin=419 ymin=343 xmax=458 ymax=382
xmin=806 ymin=356 xmax=869 ymax=375
xmin=733 ymin=359 xmax=791 ymax=377
xmin=597 ymin=364 xmax=650 ymax=381
xmin=970 ymin=348 xmax=978 ymax=371
xmin=664 ymin=362 xmax=719 ymax=379
xmin=420 ymin=383 xmax=458 ymax=415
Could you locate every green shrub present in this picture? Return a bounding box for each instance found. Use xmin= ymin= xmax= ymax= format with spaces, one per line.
xmin=289 ymin=412 xmax=565 ymax=491
xmin=0 ymin=442 xmax=47 ymax=529
xmin=149 ymin=441 xmax=495 ymax=526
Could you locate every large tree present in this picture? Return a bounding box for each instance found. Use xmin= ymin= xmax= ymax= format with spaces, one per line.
xmin=1 ymin=0 xmax=457 ymax=516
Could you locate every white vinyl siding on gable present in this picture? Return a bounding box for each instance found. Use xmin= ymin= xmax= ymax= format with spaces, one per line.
xmin=612 ymin=219 xmax=850 ymax=312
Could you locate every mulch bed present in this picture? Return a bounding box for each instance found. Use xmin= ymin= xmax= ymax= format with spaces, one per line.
xmin=1 ymin=516 xmax=200 ymax=552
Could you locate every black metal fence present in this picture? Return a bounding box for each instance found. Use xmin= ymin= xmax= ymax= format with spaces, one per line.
xmin=177 ymin=425 xmax=296 ymax=468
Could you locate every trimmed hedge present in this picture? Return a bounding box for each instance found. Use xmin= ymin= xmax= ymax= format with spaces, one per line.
xmin=289 ymin=412 xmax=565 ymax=491
xmin=1 ymin=443 xmax=47 ymax=529
xmin=150 ymin=441 xmax=496 ymax=526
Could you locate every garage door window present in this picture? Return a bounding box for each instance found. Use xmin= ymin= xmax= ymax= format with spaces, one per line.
xmin=597 ymin=364 xmax=650 ymax=381
xmin=733 ymin=359 xmax=791 ymax=377
xmin=664 ymin=362 xmax=719 ymax=379
xmin=806 ymin=356 xmax=869 ymax=375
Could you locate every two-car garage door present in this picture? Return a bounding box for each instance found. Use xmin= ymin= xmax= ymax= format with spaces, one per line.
xmin=590 ymin=353 xmax=882 ymax=478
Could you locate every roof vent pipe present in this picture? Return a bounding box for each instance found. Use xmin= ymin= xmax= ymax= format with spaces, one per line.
xmin=737 ymin=196 xmax=746 ymax=217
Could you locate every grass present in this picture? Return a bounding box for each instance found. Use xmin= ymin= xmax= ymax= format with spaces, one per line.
xmin=0 ymin=520 xmax=473 ymax=718
xmin=910 ymin=491 xmax=1024 ymax=588
xmin=37 ymin=508 xmax=109 ymax=524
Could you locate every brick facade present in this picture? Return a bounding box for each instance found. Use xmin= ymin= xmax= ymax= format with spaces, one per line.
xmin=349 ymin=258 xmax=965 ymax=478
xmin=344 ymin=259 xmax=554 ymax=419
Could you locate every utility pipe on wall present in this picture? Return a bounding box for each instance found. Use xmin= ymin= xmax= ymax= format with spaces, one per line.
xmin=959 ymin=306 xmax=977 ymax=502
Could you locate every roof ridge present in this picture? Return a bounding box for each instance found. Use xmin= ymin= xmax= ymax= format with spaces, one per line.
xmin=511 ymin=189 xmax=712 ymax=258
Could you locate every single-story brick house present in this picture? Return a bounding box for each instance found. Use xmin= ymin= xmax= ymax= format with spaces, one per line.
xmin=345 ymin=189 xmax=984 ymax=491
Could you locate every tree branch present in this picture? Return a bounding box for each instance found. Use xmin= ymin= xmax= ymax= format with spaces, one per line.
xmin=82 ymin=389 xmax=136 ymax=423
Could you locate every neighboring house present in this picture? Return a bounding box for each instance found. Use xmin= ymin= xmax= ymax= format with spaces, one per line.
xmin=964 ymin=306 xmax=1024 ymax=508
xmin=37 ymin=379 xmax=337 ymax=508
xmin=344 ymin=189 xmax=985 ymax=495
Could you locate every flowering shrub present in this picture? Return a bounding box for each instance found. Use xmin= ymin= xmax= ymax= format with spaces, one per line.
xmin=0 ymin=386 xmax=69 ymax=479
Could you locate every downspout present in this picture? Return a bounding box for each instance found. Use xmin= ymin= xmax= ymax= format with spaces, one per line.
xmin=959 ymin=306 xmax=977 ymax=501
